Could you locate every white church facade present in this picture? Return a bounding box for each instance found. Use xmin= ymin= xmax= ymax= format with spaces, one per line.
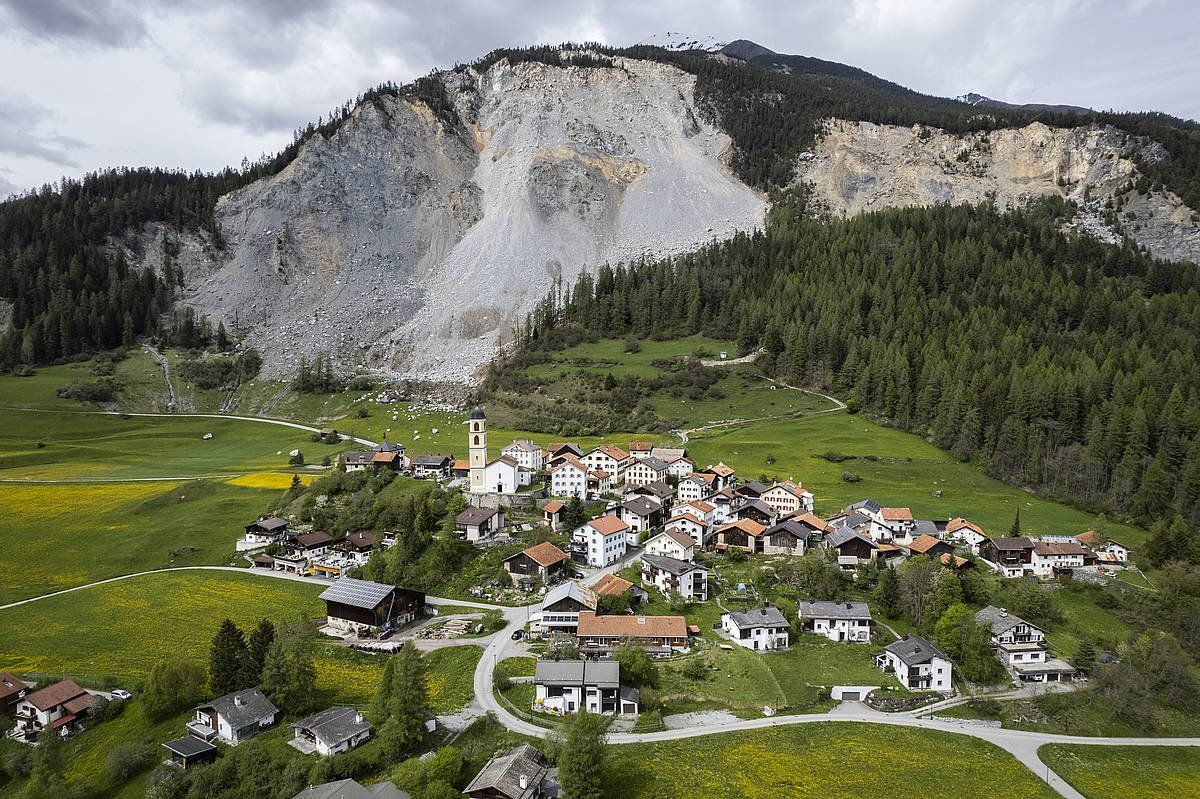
xmin=468 ymin=407 xmax=530 ymax=495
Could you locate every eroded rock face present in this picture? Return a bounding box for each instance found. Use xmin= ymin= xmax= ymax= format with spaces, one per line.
xmin=164 ymin=54 xmax=766 ymax=383
xmin=797 ymin=120 xmax=1200 ymax=263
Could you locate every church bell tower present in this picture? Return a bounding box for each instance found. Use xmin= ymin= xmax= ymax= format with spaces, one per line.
xmin=468 ymin=406 xmax=487 ymax=493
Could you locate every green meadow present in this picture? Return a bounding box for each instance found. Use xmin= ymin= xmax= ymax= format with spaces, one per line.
xmin=1038 ymin=744 xmax=1200 ymax=799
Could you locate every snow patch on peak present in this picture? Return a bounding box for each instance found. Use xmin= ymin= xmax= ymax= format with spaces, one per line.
xmin=635 ymin=32 xmax=728 ymax=52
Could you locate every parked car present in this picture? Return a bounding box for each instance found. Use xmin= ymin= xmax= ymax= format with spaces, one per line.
xmin=511 ymin=629 xmax=525 ymax=641
xmin=111 ymin=689 xmax=132 ymax=700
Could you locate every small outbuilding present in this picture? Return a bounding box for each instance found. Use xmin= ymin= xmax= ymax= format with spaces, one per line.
xmin=162 ymin=736 xmax=217 ymax=768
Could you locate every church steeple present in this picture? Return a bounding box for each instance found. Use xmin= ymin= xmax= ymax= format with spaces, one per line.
xmin=468 ymin=406 xmax=487 ymax=493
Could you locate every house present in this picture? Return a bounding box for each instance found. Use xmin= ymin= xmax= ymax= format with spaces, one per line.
xmin=479 ymin=456 xmax=530 ymax=494
xmin=872 ymin=507 xmax=915 ymax=543
xmin=734 ymin=499 xmax=778 ymax=527
xmin=676 ymin=472 xmax=713 ymax=503
xmin=651 ymin=446 xmax=686 ymax=462
xmin=624 ymin=457 xmax=670 ymax=487
xmin=319 ymin=577 xmax=426 ymax=636
xmin=734 ymin=480 xmax=768 ymax=500
xmin=455 ymin=507 xmax=505 ymax=542
xmin=978 ymin=536 xmax=1035 ymax=578
xmin=274 ymin=531 xmax=335 ymax=574
xmin=641 ymin=554 xmax=708 ymax=601
xmin=504 ymin=541 xmax=569 ymax=586
xmin=946 ymin=517 xmax=987 ymax=550
xmin=826 ymin=508 xmax=874 ymax=535
xmin=626 ymin=480 xmax=675 ymax=505
xmin=1077 ymin=530 xmax=1132 ymax=565
xmin=369 ymin=449 xmax=405 ymax=472
xmin=643 ymin=528 xmax=696 ymax=561
xmin=664 ymin=512 xmax=708 ymax=547
xmin=334 ymin=531 xmax=377 ymax=564
xmin=539 ymin=581 xmax=598 ymax=634
xmin=502 ymin=439 xmax=545 ymax=471
xmin=906 ymin=534 xmax=955 ymax=559
xmin=340 ymin=451 xmax=374 ymax=472
xmin=715 ymin=518 xmax=768 ymax=553
xmin=294 ymin=779 xmax=410 ymax=799
xmin=760 ymin=518 xmax=821 ymax=555
xmin=463 ymin=744 xmax=555 ymax=799
xmin=533 ymin=660 xmax=639 ymax=716
xmin=613 ymin=495 xmax=663 ymax=544
xmin=798 ymin=601 xmax=872 ymax=642
xmin=877 ymin=635 xmax=953 ymax=693
xmin=940 ymin=553 xmax=974 ymax=571
xmin=824 ymin=527 xmax=878 ymax=569
xmin=546 ymin=442 xmax=584 ymax=465
xmin=451 ymin=459 xmax=470 ymax=480
xmin=0 ymin=672 xmax=28 ymax=716
xmin=697 ymin=462 xmax=736 ymax=491
xmin=244 ymin=516 xmax=289 ymax=545
xmin=721 ymin=605 xmax=790 ymax=651
xmin=1031 ymin=540 xmax=1090 ymax=577
xmin=588 ymin=469 xmax=613 ymax=496
xmin=582 ymin=445 xmax=629 ymax=483
xmin=13 ymin=680 xmax=92 ymax=740
xmin=976 ymin=605 xmax=1076 ymax=683
xmin=290 ymin=706 xmax=373 ymax=756
xmin=575 ymin=516 xmax=629 ymax=567
xmin=188 ymin=688 xmax=278 ymax=745
xmin=542 ymin=499 xmax=566 ymax=531
xmin=161 ymin=736 xmax=218 ymax=768
xmin=575 ymin=611 xmax=689 ymax=654
xmin=411 ymin=454 xmax=452 ymax=480
xmin=628 ymin=441 xmax=654 ymax=459
xmin=760 ymin=481 xmax=814 ymax=516
xmin=549 ymin=456 xmax=589 ymax=499
xmin=592 ymin=572 xmax=648 ymax=607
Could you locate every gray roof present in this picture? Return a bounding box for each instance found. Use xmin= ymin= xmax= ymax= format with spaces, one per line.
xmin=725 ymin=605 xmax=789 ymax=629
xmin=975 ymin=605 xmax=1040 ymax=636
xmin=986 ymin=536 xmax=1034 ymax=550
xmin=249 ymin=516 xmax=289 ymax=531
xmin=884 ymin=635 xmax=949 ymax=666
xmin=197 ymin=688 xmax=277 ymax=729
xmin=469 ymin=406 xmax=487 ymax=420
xmin=372 ymin=441 xmax=406 ymax=453
xmin=504 ymin=439 xmax=540 ymax=452
xmin=412 ymin=454 xmax=450 ymax=466
xmin=764 ymin=519 xmax=809 ymax=540
xmin=534 ymin=659 xmax=620 ymax=688
xmin=630 ymin=481 xmax=674 ymax=498
xmin=456 ymin=507 xmax=499 ymax=525
xmin=825 ymin=527 xmax=877 ymax=550
xmin=162 ymin=736 xmax=216 ymax=758
xmin=341 ymin=451 xmax=374 ymax=465
xmin=319 ymin=577 xmax=395 ymax=610
xmin=642 ymin=554 xmax=703 ymax=576
xmin=799 ymin=600 xmax=873 ymax=621
xmin=620 ymin=496 xmax=661 ymax=516
xmin=638 ymin=457 xmax=669 ymax=471
xmin=912 ymin=520 xmax=940 ymax=537
xmin=738 ymin=481 xmax=769 ymax=496
xmin=737 ymin=499 xmax=776 ymax=516
xmin=541 ymin=581 xmax=596 ymax=611
xmin=462 ymin=745 xmax=549 ymax=799
xmin=651 ymin=447 xmax=686 ymax=461
xmin=830 ymin=510 xmax=873 ymax=530
xmin=293 ymin=779 xmax=409 ymax=799
xmin=290 ymin=706 xmax=372 ymax=748
xmin=848 ymin=499 xmax=882 ymax=513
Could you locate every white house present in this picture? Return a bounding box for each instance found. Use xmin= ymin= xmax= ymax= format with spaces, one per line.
xmin=665 ymin=513 xmax=707 ymax=548
xmin=975 ymin=605 xmax=1076 ymax=682
xmin=665 ymin=455 xmax=694 ymax=478
xmin=798 ymin=600 xmax=873 ymax=642
xmin=877 ymin=636 xmax=953 ymax=693
xmin=1031 ymin=540 xmax=1090 ymax=577
xmin=501 ymin=439 xmax=545 ymax=471
xmin=533 ymin=660 xmax=639 ymax=716
xmin=538 ymin=582 xmax=598 ymax=634
xmin=721 ymin=606 xmax=791 ymax=651
xmin=676 ymin=473 xmax=713 ymax=503
xmin=575 ymin=516 xmax=629 ymax=567
xmin=189 ymin=688 xmax=279 ymax=745
xmin=946 ymin=517 xmax=988 ymax=550
xmin=455 ymin=507 xmax=505 ymax=542
xmin=549 ymin=456 xmax=589 ymax=499
xmin=290 ymin=706 xmax=373 ymax=756
xmin=614 ymin=495 xmax=662 ymax=545
xmin=641 ymin=554 xmax=708 ymax=601
xmin=13 ymin=680 xmax=92 ymax=740
xmin=643 ymin=529 xmax=696 ymax=561
xmin=759 ymin=481 xmax=814 ymax=516
xmin=582 ymin=446 xmax=629 ymax=483
xmin=243 ymin=516 xmax=289 ymax=546
xmin=624 ymin=457 xmax=670 ymax=487
xmin=871 ymin=507 xmax=916 ymax=543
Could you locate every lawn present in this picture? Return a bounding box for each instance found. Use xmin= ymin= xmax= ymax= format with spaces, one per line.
xmin=523 ymin=335 xmax=737 ymax=381
xmin=0 ymin=478 xmax=280 ymax=604
xmin=606 ymin=722 xmax=1059 ymax=799
xmin=1039 ymin=744 xmax=1200 ymax=799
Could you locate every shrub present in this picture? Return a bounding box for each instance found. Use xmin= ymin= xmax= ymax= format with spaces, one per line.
xmin=623 ymin=338 xmax=641 ymax=354
xmin=105 ymin=741 xmax=158 ymax=781
xmin=819 ymin=451 xmax=853 ymax=463
xmin=681 ymin=657 xmax=708 ymax=681
xmin=765 ymin=453 xmax=776 ymax=465
xmin=842 ymin=471 xmax=861 ymax=483
xmin=56 ymin=378 xmax=120 ymax=403
xmin=355 ymin=405 xmax=371 ymax=418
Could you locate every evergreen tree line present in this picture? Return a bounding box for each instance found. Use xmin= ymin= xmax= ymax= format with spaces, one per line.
xmin=521 ymin=192 xmax=1200 ymax=536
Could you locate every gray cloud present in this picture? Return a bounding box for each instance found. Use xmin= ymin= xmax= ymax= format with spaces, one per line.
xmin=0 ymin=0 xmax=148 ymax=47
xmin=0 ymin=94 xmax=84 ymax=166
xmin=0 ymin=171 xmax=20 ymax=198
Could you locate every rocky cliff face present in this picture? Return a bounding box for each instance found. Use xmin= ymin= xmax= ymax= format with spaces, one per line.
xmin=796 ymin=120 xmax=1200 ymax=263
xmin=168 ymin=55 xmax=766 ymax=383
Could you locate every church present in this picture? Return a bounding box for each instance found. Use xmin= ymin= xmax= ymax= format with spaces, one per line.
xmin=467 ymin=406 xmax=532 ymax=495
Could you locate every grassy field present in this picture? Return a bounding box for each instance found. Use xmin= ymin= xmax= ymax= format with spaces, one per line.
xmin=606 ymin=722 xmax=1059 ymax=799
xmin=522 ymin=335 xmax=737 ymax=380
xmin=0 ymin=479 xmax=278 ymax=604
xmin=0 ymin=569 xmax=479 ymax=713
xmin=1039 ymin=744 xmax=1200 ymax=799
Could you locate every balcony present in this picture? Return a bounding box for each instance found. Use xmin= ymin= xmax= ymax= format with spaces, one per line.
xmin=186 ymin=720 xmax=217 ymax=741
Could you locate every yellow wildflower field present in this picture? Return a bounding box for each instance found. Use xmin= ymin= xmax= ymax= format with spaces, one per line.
xmin=608 ymin=723 xmax=1059 ymax=799
xmin=1040 ymin=744 xmax=1200 ymax=799
xmin=227 ymin=471 xmax=313 ymax=490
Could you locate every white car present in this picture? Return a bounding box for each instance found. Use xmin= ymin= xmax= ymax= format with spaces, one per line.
xmin=110 ymin=689 xmax=132 ymax=700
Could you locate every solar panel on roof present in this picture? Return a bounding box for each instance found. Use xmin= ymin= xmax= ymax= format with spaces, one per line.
xmin=318 ymin=577 xmax=394 ymax=609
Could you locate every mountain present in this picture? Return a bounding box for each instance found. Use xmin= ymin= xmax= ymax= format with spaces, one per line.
xmin=635 ymin=32 xmax=728 ymax=52
xmin=956 ymin=91 xmax=1092 ymax=115
xmin=2 ymin=41 xmax=1198 ymax=382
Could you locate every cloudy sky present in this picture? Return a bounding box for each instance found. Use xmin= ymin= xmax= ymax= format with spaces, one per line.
xmin=0 ymin=0 xmax=1196 ymax=197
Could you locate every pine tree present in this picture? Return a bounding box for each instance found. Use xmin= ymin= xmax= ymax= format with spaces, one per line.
xmin=873 ymin=567 xmax=902 ymax=619
xmin=259 ymin=628 xmax=317 ymax=714
xmin=1072 ymin=638 xmax=1098 ymax=676
xmin=242 ymin=618 xmax=276 ymax=687
xmin=379 ymin=644 xmax=429 ymax=759
xmin=558 ymin=709 xmax=608 ymax=799
xmin=209 ymin=619 xmax=248 ymax=695
xmin=1009 ymin=509 xmax=1021 ymax=537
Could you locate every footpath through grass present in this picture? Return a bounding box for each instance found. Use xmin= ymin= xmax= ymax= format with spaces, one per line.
xmin=1039 ymin=744 xmax=1200 ymax=799
xmin=607 ymin=722 xmax=1060 ymax=799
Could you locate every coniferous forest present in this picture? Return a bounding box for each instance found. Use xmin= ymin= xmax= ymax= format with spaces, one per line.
xmin=514 ymin=191 xmax=1200 ymax=538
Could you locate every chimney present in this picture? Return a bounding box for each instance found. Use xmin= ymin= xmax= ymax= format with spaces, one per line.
xmin=520 ymin=775 xmax=530 ymax=790
xmin=355 ymin=711 xmax=363 ymax=724
xmin=999 ymin=608 xmax=1008 ymax=617
xmin=233 ymin=695 xmax=243 ymax=707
